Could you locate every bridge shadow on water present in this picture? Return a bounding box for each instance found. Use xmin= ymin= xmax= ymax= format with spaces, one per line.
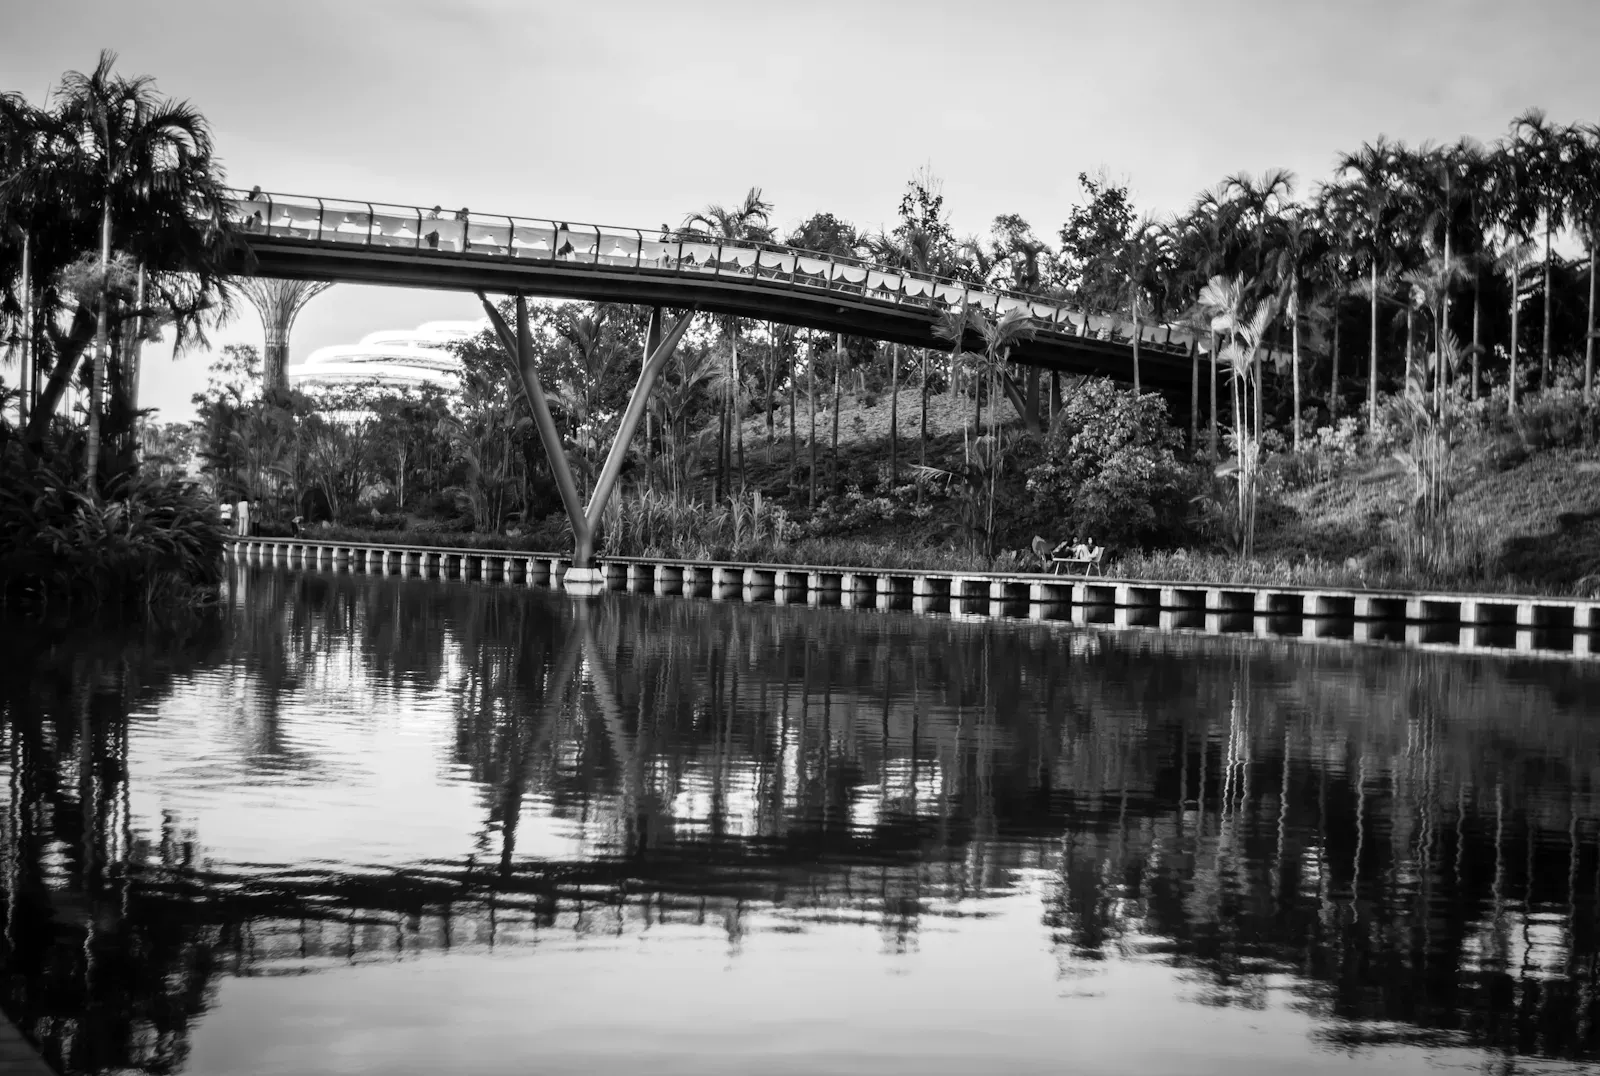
xmin=1 ymin=565 xmax=1598 ymax=1073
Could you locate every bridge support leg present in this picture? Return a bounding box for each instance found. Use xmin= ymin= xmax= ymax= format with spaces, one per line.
xmin=480 ymin=295 xmax=691 ymax=578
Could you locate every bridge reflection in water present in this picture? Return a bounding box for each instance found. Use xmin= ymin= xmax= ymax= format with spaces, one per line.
xmin=1 ymin=566 xmax=1598 ymax=1074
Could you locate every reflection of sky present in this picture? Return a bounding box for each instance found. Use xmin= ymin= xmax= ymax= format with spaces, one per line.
xmin=97 ymin=580 xmax=1600 ymax=1074
xmin=125 ymin=659 xmax=589 ymax=869
xmin=184 ymin=879 xmax=1487 ymax=1076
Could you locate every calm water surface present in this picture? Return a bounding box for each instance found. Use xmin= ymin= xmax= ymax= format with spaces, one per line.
xmin=1 ymin=566 xmax=1598 ymax=1075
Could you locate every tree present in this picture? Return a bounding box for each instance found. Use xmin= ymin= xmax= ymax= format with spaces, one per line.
xmin=970 ymin=308 xmax=1038 ymax=552
xmin=685 ymin=187 xmax=772 ymax=497
xmin=1265 ymin=208 xmax=1329 ymax=451
xmin=1487 ymin=140 xmax=1540 ymax=410
xmin=1199 ymin=274 xmax=1275 ymax=558
xmin=1334 ymin=138 xmax=1404 ymax=429
xmin=1055 ymin=171 xmax=1135 ymax=309
xmin=55 ymin=51 xmax=225 ymax=490
xmin=1509 ymin=110 xmax=1573 ymax=392
xmin=1568 ymin=123 xmax=1600 ymax=399
xmin=1024 ymin=379 xmax=1194 ymax=547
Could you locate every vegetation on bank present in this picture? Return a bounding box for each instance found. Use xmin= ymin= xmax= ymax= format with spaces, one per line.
xmin=6 ymin=55 xmax=1600 ymax=604
xmin=0 ymin=439 xmax=223 ymax=611
xmin=0 ymin=54 xmax=229 ymax=613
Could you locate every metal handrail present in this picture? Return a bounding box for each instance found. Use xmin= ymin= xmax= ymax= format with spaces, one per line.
xmin=220 ymin=188 xmax=1198 ymax=352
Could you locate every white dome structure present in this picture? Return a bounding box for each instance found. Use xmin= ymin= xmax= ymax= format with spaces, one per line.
xmin=288 ymin=320 xmax=484 ymax=392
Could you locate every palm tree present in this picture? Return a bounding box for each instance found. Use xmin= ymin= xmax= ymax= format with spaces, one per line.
xmin=238 ymin=278 xmax=333 ymax=397
xmin=1488 ymin=140 xmax=1539 ymax=409
xmin=0 ymin=91 xmax=56 ymax=426
xmin=684 ymin=187 xmax=772 ymax=497
xmin=55 ymin=51 xmax=223 ymax=490
xmin=1265 ymin=208 xmax=1328 ymax=451
xmin=1569 ymin=123 xmax=1600 ymax=399
xmin=1199 ymin=274 xmax=1275 ymax=558
xmin=1509 ymin=110 xmax=1573 ymax=392
xmin=1173 ymin=191 xmax=1234 ymax=455
xmin=972 ymin=308 xmax=1037 ymax=553
xmin=1118 ymin=215 xmax=1164 ymax=395
xmin=1334 ymin=137 xmax=1403 ymax=429
xmin=1449 ymin=138 xmax=1497 ymax=399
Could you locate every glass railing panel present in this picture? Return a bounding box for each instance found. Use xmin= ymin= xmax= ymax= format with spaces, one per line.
xmin=370 ymin=203 xmax=422 ymax=248
xmin=757 ymin=250 xmax=795 ymax=275
xmin=319 ymin=199 xmax=372 ymax=243
xmin=510 ymin=223 xmax=555 ymax=257
xmin=866 ymin=270 xmax=901 ymax=295
xmin=420 ymin=218 xmax=465 ymax=253
xmin=722 ymin=246 xmax=759 ymax=275
xmin=555 ymin=227 xmax=597 ymax=263
xmin=466 ymin=220 xmax=512 ymax=255
xmin=596 ymin=230 xmax=640 ymax=267
xmin=639 ymin=238 xmax=673 ymax=266
xmin=679 ymin=241 xmax=718 ymax=270
xmin=795 ymin=255 xmax=830 ymax=279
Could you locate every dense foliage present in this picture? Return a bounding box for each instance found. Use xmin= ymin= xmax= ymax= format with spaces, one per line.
xmin=0 ymin=440 xmax=222 ymax=611
xmin=7 ymin=53 xmax=1600 ymax=591
xmin=1025 ymin=380 xmax=1197 ymax=547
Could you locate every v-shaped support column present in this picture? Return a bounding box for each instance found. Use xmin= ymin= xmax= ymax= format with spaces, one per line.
xmin=479 ymin=294 xmax=693 ymax=582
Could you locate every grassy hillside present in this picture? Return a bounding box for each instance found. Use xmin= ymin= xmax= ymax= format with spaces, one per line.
xmin=698 ymin=386 xmax=1600 ymax=595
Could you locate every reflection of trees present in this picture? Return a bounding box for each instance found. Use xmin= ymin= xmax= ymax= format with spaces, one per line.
xmin=2 ymin=570 xmax=1599 ymax=1071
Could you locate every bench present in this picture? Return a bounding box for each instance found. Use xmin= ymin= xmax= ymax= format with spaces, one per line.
xmin=1051 ymin=546 xmax=1104 ymax=576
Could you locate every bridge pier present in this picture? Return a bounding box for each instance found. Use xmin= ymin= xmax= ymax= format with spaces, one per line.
xmin=481 ymin=295 xmax=692 ymax=586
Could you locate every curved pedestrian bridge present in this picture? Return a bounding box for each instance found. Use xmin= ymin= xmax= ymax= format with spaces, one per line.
xmin=220 ymin=189 xmax=1202 ymax=386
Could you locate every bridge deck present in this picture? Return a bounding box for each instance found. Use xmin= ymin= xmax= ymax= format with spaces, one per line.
xmin=220 ymin=190 xmax=1206 ymax=388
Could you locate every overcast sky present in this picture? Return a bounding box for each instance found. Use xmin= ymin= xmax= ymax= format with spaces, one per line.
xmin=7 ymin=0 xmax=1599 ymax=422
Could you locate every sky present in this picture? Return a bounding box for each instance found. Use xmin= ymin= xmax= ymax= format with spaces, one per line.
xmin=6 ymin=0 xmax=1599 ymax=422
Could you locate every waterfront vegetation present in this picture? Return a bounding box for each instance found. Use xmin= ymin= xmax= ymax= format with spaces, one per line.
xmin=0 ymin=53 xmax=230 ymax=612
xmin=5 ymin=55 xmax=1600 ymax=602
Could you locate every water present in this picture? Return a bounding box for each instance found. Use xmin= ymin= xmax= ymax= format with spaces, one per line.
xmin=2 ymin=566 xmax=1599 ymax=1076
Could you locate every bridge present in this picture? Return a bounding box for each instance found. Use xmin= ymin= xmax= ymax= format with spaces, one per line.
xmin=219 ymin=189 xmax=1202 ymax=384
xmin=219 ymin=189 xmax=1210 ymax=576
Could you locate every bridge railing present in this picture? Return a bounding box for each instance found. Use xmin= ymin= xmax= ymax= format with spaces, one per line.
xmin=223 ymin=189 xmax=1198 ymax=355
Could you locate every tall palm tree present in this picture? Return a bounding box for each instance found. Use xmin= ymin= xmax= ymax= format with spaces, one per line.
xmin=1488 ymin=139 xmax=1539 ymax=409
xmin=1265 ymin=208 xmax=1328 ymax=451
xmin=972 ymin=308 xmax=1037 ymax=553
xmin=1448 ymin=138 xmax=1497 ymax=399
xmin=1334 ymin=137 xmax=1403 ymax=429
xmin=1173 ymin=191 xmax=1233 ymax=455
xmin=1199 ymin=274 xmax=1275 ymax=558
xmin=1509 ymin=110 xmax=1573 ymax=392
xmin=1569 ymin=123 xmax=1600 ymax=399
xmin=56 ymin=51 xmax=222 ymax=489
xmin=238 ymin=278 xmax=333 ymax=397
xmin=0 ymin=91 xmax=56 ymax=426
xmin=684 ymin=187 xmax=772 ymax=497
xmin=1118 ymin=214 xmax=1164 ymax=395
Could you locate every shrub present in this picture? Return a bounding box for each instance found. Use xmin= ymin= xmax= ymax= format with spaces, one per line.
xmin=0 ymin=446 xmax=224 ymax=612
xmin=1024 ymin=380 xmax=1200 ymax=548
xmin=1510 ymin=389 xmax=1599 ymax=450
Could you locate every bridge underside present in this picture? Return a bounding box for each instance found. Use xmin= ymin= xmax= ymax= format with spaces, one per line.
xmin=230 ymin=240 xmax=1204 ymax=392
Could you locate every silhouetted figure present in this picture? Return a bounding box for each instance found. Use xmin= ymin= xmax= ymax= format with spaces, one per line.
xmin=454 ymin=207 xmax=469 ymax=221
xmin=428 ymin=205 xmax=441 ymax=219
xmin=247 ymin=185 xmax=262 ymax=200
xmin=425 ymin=230 xmax=440 ymax=249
